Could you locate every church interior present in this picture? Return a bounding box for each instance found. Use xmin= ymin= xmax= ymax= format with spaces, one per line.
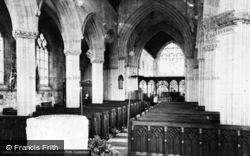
xmin=0 ymin=0 xmax=250 ymax=155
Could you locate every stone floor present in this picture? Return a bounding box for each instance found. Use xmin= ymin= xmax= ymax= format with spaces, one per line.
xmin=108 ymin=129 xmax=128 ymax=156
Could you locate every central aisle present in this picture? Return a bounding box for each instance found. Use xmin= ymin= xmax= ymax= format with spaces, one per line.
xmin=108 ymin=129 xmax=128 ymax=156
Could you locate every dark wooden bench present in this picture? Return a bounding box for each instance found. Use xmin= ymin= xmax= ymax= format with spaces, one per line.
xmin=128 ymin=119 xmax=250 ymax=156
xmin=138 ymin=113 xmax=220 ymax=124
xmin=33 ymin=101 xmax=147 ymax=139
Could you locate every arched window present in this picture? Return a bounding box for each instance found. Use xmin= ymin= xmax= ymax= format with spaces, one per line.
xmin=158 ymin=43 xmax=185 ymax=76
xmin=36 ymin=33 xmax=49 ymax=86
xmin=118 ymin=75 xmax=124 ymax=89
xmin=157 ymin=81 xmax=169 ymax=97
xmin=170 ymin=80 xmax=178 ymax=92
xmin=0 ymin=33 xmax=4 ymax=84
xmin=139 ymin=80 xmax=147 ymax=94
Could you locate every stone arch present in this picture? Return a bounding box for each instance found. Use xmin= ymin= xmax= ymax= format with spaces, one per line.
xmin=4 ymin=0 xmax=38 ymax=33
xmin=118 ymin=0 xmax=193 ymax=64
xmin=40 ymin=2 xmax=61 ymax=33
xmin=0 ymin=0 xmax=13 ymax=35
xmin=155 ymin=41 xmax=183 ymax=61
xmin=134 ymin=24 xmax=185 ymax=70
xmin=82 ymin=13 xmax=105 ymax=61
xmin=50 ymin=0 xmax=82 ymax=52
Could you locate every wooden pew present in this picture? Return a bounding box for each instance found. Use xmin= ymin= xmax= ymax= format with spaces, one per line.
xmin=138 ymin=113 xmax=220 ymax=124
xmin=33 ymin=100 xmax=146 ymax=139
xmin=0 ymin=115 xmax=29 ymax=148
xmin=128 ymin=119 xmax=250 ymax=156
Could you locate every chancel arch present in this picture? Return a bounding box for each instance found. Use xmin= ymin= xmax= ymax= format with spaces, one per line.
xmin=117 ymin=0 xmax=194 ymax=100
xmin=118 ymin=0 xmax=194 ymax=63
xmin=133 ymin=25 xmax=185 ymax=69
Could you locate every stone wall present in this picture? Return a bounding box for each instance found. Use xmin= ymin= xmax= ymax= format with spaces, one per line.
xmin=0 ymin=91 xmax=16 ymax=112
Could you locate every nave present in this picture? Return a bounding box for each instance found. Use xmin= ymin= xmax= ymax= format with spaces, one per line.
xmin=0 ymin=0 xmax=250 ymax=155
xmin=129 ymin=101 xmax=250 ymax=156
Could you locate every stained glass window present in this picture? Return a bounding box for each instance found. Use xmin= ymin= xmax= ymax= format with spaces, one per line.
xmin=36 ymin=33 xmax=49 ymax=86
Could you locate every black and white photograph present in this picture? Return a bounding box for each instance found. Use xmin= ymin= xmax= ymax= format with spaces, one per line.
xmin=0 ymin=0 xmax=250 ymax=155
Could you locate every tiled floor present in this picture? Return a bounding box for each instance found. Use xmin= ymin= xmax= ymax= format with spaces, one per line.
xmin=108 ymin=129 xmax=128 ymax=156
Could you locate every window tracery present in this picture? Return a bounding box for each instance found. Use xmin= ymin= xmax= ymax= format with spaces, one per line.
xmin=36 ymin=33 xmax=49 ymax=86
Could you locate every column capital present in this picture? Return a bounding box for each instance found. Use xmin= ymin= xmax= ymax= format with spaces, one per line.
xmin=91 ymin=58 xmax=104 ymax=64
xmin=13 ymin=30 xmax=38 ymax=40
xmin=185 ymin=57 xmax=194 ymax=61
xmin=118 ymin=56 xmax=125 ymax=60
xmin=64 ymin=50 xmax=81 ymax=56
xmin=198 ymin=58 xmax=205 ymax=62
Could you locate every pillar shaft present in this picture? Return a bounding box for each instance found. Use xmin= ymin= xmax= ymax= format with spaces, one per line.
xmin=65 ymin=52 xmax=81 ymax=108
xmin=200 ymin=7 xmax=250 ymax=125
xmin=14 ymin=30 xmax=37 ymax=115
xmin=92 ymin=60 xmax=104 ymax=104
xmin=185 ymin=58 xmax=193 ymax=102
xmin=125 ymin=66 xmax=138 ymax=99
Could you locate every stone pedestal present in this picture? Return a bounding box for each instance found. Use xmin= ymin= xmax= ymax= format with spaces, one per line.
xmin=14 ymin=30 xmax=37 ymax=116
xmin=92 ymin=60 xmax=104 ymax=104
xmin=65 ymin=52 xmax=81 ymax=108
xmin=26 ymin=115 xmax=89 ymax=150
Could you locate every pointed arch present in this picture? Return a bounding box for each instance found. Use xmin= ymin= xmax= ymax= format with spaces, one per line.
xmin=4 ymin=0 xmax=38 ymax=33
xmin=82 ymin=13 xmax=105 ymax=60
xmin=118 ymin=0 xmax=194 ymax=64
xmin=50 ymin=0 xmax=82 ymax=52
xmin=134 ymin=23 xmax=185 ymax=70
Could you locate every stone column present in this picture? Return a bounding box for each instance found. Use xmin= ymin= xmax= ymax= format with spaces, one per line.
xmin=198 ymin=58 xmax=205 ymax=106
xmin=14 ymin=30 xmax=37 ymax=115
xmin=91 ymin=59 xmax=104 ymax=104
xmin=153 ymin=60 xmax=158 ymax=76
xmin=185 ymin=58 xmax=193 ymax=102
xmin=125 ymin=66 xmax=138 ymax=99
xmin=200 ymin=6 xmax=250 ymax=125
xmin=65 ymin=51 xmax=81 ymax=108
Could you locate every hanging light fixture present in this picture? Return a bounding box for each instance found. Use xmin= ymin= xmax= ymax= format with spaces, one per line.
xmin=129 ymin=51 xmax=135 ymax=57
xmin=76 ymin=0 xmax=84 ymax=6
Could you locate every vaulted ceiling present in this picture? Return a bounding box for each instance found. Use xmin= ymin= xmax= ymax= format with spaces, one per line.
xmin=144 ymin=32 xmax=174 ymax=58
xmin=107 ymin=0 xmax=121 ymax=12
